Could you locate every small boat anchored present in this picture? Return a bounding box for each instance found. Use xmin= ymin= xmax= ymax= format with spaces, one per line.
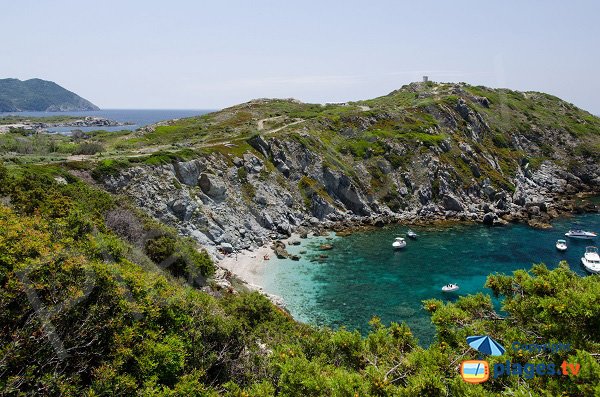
xmin=442 ymin=284 xmax=459 ymax=292
xmin=565 ymin=230 xmax=597 ymax=239
xmin=392 ymin=237 xmax=407 ymax=249
xmin=581 ymin=246 xmax=600 ymax=274
xmin=555 ymin=239 xmax=568 ymax=252
xmin=407 ymin=230 xmax=418 ymax=239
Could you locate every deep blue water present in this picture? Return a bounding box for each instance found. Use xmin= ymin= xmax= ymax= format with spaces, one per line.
xmin=264 ymin=212 xmax=600 ymax=345
xmin=0 ymin=109 xmax=214 ymax=133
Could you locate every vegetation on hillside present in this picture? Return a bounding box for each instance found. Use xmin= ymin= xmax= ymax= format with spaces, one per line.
xmin=4 ymin=82 xmax=600 ymax=211
xmin=1 ymin=161 xmax=599 ymax=396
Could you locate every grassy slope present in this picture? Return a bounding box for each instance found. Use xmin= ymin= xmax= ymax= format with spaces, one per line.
xmin=3 ymin=82 xmax=599 ymax=193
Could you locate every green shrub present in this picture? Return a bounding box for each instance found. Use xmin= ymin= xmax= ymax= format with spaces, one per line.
xmin=73 ymin=142 xmax=104 ymax=155
xmin=492 ymin=133 xmax=509 ymax=148
xmin=91 ymin=158 xmax=130 ymax=179
xmin=145 ymin=235 xmax=176 ymax=264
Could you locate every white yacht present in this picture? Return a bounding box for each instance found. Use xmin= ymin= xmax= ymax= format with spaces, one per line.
xmin=407 ymin=230 xmax=418 ymax=239
xmin=442 ymin=284 xmax=459 ymax=292
xmin=555 ymin=239 xmax=568 ymax=252
xmin=581 ymin=246 xmax=600 ymax=274
xmin=565 ymin=230 xmax=597 ymax=239
xmin=392 ymin=237 xmax=407 ymax=249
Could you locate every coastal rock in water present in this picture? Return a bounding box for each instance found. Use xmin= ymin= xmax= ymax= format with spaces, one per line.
xmin=271 ymin=240 xmax=289 ymax=258
xmin=482 ymin=212 xmax=496 ymax=226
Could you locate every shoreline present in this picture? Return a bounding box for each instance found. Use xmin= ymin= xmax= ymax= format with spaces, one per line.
xmin=217 ymin=198 xmax=599 ymax=306
xmin=218 ymin=234 xmax=304 ymax=307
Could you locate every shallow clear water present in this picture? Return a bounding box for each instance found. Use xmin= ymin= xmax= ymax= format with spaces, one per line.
xmin=0 ymin=109 xmax=213 ymax=133
xmin=264 ymin=213 xmax=600 ymax=345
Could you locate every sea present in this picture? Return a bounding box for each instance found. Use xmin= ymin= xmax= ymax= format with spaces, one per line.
xmin=0 ymin=109 xmax=214 ymax=133
xmin=264 ymin=211 xmax=600 ymax=345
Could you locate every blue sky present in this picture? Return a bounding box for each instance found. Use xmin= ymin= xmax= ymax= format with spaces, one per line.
xmin=1 ymin=0 xmax=599 ymax=112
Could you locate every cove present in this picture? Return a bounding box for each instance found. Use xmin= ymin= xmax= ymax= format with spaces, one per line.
xmin=263 ymin=212 xmax=600 ymax=345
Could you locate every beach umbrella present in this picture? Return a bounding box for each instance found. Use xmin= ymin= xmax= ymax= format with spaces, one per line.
xmin=466 ymin=335 xmax=505 ymax=356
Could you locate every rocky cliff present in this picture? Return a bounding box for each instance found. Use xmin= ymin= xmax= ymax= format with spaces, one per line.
xmin=94 ymin=82 xmax=600 ymax=258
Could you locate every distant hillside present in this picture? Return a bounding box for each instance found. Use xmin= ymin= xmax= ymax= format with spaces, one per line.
xmin=0 ymin=78 xmax=99 ymax=112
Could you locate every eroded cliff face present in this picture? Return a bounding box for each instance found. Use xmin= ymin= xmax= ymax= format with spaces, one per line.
xmin=101 ymin=134 xmax=600 ymax=259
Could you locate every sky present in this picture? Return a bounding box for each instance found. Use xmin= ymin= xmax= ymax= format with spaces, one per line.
xmin=1 ymin=0 xmax=599 ymax=113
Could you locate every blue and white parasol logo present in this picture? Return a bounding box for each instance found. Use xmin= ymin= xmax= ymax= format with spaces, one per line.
xmin=466 ymin=335 xmax=506 ymax=356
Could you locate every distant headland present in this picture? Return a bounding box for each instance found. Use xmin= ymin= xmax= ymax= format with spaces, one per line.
xmin=0 ymin=78 xmax=99 ymax=112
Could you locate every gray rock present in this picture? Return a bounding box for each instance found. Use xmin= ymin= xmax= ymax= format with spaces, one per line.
xmin=220 ymin=242 xmax=234 ymax=253
xmin=243 ymin=153 xmax=264 ymax=173
xmin=168 ymin=198 xmax=197 ymax=221
xmin=259 ymin=212 xmax=274 ymax=229
xmin=254 ymin=193 xmax=268 ymax=205
xmin=174 ymin=160 xmax=202 ymax=185
xmin=198 ymin=173 xmax=226 ymax=199
xmin=322 ymin=167 xmax=370 ymax=216
xmin=275 ymin=161 xmax=291 ymax=177
xmin=310 ymin=195 xmax=337 ymax=219
xmin=442 ymin=194 xmax=464 ymax=212
xmin=418 ymin=187 xmax=432 ymax=205
xmin=247 ymin=134 xmax=271 ymax=158
xmin=482 ymin=212 xmax=496 ymax=226
xmin=232 ymin=157 xmax=244 ymax=167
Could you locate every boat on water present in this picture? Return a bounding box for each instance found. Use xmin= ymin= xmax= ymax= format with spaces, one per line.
xmin=555 ymin=239 xmax=568 ymax=252
xmin=442 ymin=284 xmax=459 ymax=292
xmin=407 ymin=230 xmax=418 ymax=239
xmin=565 ymin=229 xmax=597 ymax=239
xmin=392 ymin=237 xmax=407 ymax=249
xmin=581 ymin=246 xmax=600 ymax=274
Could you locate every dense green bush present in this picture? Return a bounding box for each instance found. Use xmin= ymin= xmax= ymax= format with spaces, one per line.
xmin=73 ymin=141 xmax=104 ymax=155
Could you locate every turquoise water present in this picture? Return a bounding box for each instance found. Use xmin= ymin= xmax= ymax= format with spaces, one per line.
xmin=264 ymin=213 xmax=600 ymax=345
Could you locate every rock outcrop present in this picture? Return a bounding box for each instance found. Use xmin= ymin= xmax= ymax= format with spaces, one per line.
xmin=97 ymin=82 xmax=600 ymax=260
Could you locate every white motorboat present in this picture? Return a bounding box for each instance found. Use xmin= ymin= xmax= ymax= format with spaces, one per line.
xmin=565 ymin=230 xmax=597 ymax=239
xmin=442 ymin=284 xmax=459 ymax=292
xmin=581 ymin=246 xmax=600 ymax=274
xmin=392 ymin=237 xmax=407 ymax=249
xmin=407 ymin=230 xmax=418 ymax=239
xmin=555 ymin=239 xmax=568 ymax=252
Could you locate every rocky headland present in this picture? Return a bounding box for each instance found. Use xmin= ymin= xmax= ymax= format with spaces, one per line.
xmin=89 ymin=82 xmax=600 ymax=271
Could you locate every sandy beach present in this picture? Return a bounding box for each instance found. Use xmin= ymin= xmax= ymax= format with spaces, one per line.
xmin=218 ymin=244 xmax=273 ymax=291
xmin=218 ymin=233 xmax=306 ymax=308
